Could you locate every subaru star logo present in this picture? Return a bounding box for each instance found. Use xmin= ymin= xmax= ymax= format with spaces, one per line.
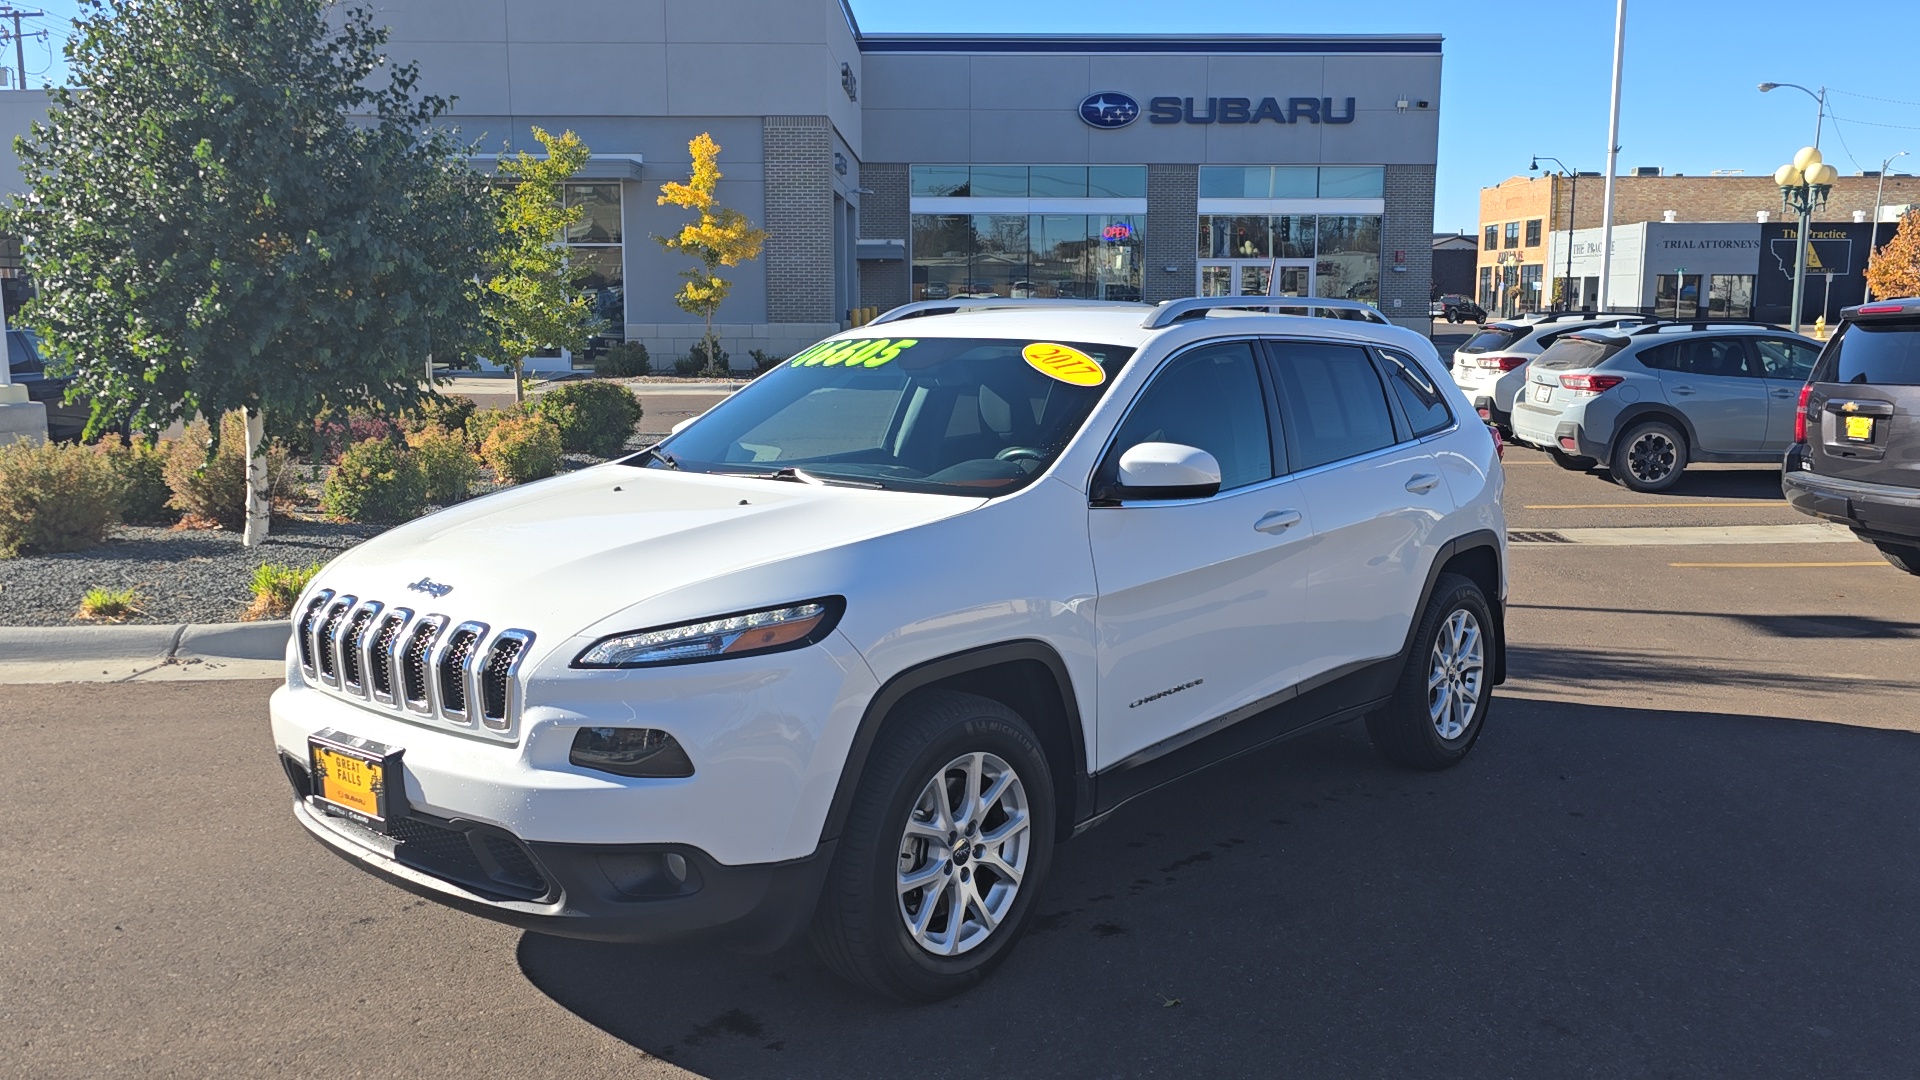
xmin=1078 ymin=92 xmax=1140 ymax=129
xmin=407 ymin=577 xmax=453 ymax=599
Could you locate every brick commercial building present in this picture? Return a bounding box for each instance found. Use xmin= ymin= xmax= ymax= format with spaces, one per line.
xmin=1476 ymin=170 xmax=1919 ymax=319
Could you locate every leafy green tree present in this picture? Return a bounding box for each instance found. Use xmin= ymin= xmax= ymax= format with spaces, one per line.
xmin=8 ymin=0 xmax=497 ymax=547
xmin=657 ymin=133 xmax=767 ymax=374
xmin=483 ymin=127 xmax=599 ymax=405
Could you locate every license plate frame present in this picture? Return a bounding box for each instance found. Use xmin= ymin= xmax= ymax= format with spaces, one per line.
xmin=1532 ymin=384 xmax=1551 ymax=404
xmin=1844 ymin=414 xmax=1874 ymax=442
xmin=308 ymin=729 xmax=404 ymax=832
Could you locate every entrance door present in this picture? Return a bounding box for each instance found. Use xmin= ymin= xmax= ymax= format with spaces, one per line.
xmin=1197 ymin=260 xmax=1314 ymax=297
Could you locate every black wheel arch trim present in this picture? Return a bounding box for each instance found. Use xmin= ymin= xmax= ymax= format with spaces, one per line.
xmin=818 ymin=639 xmax=1093 ymax=847
xmin=1607 ymin=404 xmax=1698 ymax=462
xmin=1399 ymin=529 xmax=1507 ymax=687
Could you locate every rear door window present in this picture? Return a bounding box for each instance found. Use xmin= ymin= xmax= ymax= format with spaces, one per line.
xmin=1267 ymin=341 xmax=1398 ymax=471
xmin=1637 ymin=336 xmax=1756 ymax=377
xmin=1818 ymin=319 xmax=1920 ymax=385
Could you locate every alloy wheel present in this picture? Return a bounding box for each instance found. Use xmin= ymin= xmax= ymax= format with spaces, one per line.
xmin=1427 ymin=609 xmax=1485 ymax=741
xmin=1627 ymin=431 xmax=1677 ymax=483
xmin=896 ymin=751 xmax=1031 ymax=957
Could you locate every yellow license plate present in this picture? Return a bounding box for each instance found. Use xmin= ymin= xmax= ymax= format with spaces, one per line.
xmin=1845 ymin=415 xmax=1874 ymax=441
xmin=309 ymin=732 xmax=401 ymax=829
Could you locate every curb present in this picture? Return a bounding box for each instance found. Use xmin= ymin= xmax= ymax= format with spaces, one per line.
xmin=0 ymin=621 xmax=289 ymax=684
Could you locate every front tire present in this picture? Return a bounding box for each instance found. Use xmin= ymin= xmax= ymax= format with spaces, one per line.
xmin=1611 ymin=420 xmax=1688 ymax=492
xmin=810 ymin=690 xmax=1055 ymax=1001
xmin=1367 ymin=573 xmax=1494 ymax=770
xmin=1872 ymin=540 xmax=1920 ymax=576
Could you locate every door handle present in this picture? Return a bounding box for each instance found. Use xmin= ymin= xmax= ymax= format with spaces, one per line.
xmin=1253 ymin=509 xmax=1303 ymax=534
xmin=1405 ymin=474 xmax=1441 ymax=495
xmin=1671 ymin=385 xmax=1696 ymax=395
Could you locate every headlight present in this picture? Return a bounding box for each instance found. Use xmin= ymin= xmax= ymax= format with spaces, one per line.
xmin=572 ymin=598 xmax=844 ymax=668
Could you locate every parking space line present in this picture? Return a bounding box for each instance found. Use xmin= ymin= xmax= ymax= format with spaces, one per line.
xmin=1667 ymin=560 xmax=1886 ymax=568
xmin=1528 ymin=499 xmax=1781 ymax=507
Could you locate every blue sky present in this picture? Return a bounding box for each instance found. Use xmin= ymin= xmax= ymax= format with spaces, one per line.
xmin=22 ymin=1 xmax=1920 ymax=233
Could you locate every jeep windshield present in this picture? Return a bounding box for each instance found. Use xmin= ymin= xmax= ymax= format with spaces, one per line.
xmin=642 ymin=336 xmax=1135 ymax=496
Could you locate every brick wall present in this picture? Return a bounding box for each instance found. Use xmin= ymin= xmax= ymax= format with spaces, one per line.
xmin=1382 ymin=164 xmax=1435 ymax=332
xmin=762 ymin=116 xmax=836 ymax=324
xmin=1145 ymin=164 xmax=1198 ymax=304
xmin=858 ymin=161 xmax=911 ymax=314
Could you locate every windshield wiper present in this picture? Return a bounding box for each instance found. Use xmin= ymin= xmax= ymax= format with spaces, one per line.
xmin=718 ymin=467 xmax=883 ymax=489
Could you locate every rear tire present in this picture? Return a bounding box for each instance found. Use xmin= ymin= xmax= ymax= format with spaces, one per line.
xmin=1546 ymin=447 xmax=1595 ymax=471
xmin=1873 ymin=541 xmax=1920 ymax=576
xmin=1611 ymin=420 xmax=1688 ymax=493
xmin=810 ymin=690 xmax=1055 ymax=1002
xmin=1367 ymin=573 xmax=1494 ymax=771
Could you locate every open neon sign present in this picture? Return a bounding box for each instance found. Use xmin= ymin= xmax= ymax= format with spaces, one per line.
xmin=1102 ymin=223 xmax=1134 ymax=242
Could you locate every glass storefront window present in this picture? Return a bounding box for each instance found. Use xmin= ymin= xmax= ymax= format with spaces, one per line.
xmin=1089 ymin=166 xmax=1147 ymax=198
xmin=1318 ymin=167 xmax=1384 ymax=198
xmin=911 ymin=213 xmax=1142 ymax=302
xmin=1709 ymin=274 xmax=1755 ymax=318
xmin=912 ymin=165 xmax=970 ymax=197
xmin=565 ymin=183 xmax=622 ymax=243
xmin=969 ymin=166 xmax=1028 ymax=198
xmin=1272 ymin=215 xmax=1314 ymax=258
xmin=1272 ymin=167 xmax=1319 ymax=198
xmin=1656 ymin=274 xmax=1704 ymax=319
xmin=1029 ymin=166 xmax=1087 ymax=198
xmin=1312 ymin=215 xmax=1382 ymax=303
xmin=1200 ymin=167 xmax=1272 ymax=199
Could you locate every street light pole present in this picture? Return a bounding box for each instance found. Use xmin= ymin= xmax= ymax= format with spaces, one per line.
xmin=1597 ymin=0 xmax=1626 ymax=311
xmin=1531 ymin=155 xmax=1581 ymax=310
xmin=1773 ymin=146 xmax=1835 ymax=334
xmin=1866 ymin=150 xmax=1909 ymax=302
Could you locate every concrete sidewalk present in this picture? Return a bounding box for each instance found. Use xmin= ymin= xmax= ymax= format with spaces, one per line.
xmin=0 ymin=621 xmax=289 ymax=684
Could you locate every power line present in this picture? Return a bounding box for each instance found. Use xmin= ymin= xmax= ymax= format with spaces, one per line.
xmin=1831 ymin=88 xmax=1920 ymax=110
xmin=1829 ymin=114 xmax=1920 ymax=133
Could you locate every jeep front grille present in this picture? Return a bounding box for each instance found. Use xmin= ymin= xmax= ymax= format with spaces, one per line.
xmin=300 ymin=595 xmax=533 ymax=736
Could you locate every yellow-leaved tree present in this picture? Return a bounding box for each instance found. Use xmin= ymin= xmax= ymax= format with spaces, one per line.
xmin=657 ymin=133 xmax=767 ymax=375
xmin=1867 ymin=209 xmax=1920 ymax=302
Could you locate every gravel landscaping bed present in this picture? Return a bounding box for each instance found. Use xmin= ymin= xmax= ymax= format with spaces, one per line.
xmin=0 ymin=521 xmax=385 ymax=627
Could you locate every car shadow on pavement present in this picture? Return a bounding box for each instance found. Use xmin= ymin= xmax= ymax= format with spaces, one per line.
xmin=1564 ymin=465 xmax=1788 ymax=501
xmin=517 ymin=699 xmax=1920 ymax=1079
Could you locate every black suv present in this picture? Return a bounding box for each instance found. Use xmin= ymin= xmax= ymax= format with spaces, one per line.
xmin=1437 ymin=294 xmax=1486 ymax=324
xmin=1782 ymin=298 xmax=1920 ymax=574
xmin=6 ymin=329 xmax=87 ymax=441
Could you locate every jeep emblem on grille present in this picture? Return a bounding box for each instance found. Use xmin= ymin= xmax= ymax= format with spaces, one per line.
xmin=407 ymin=577 xmax=454 ymax=599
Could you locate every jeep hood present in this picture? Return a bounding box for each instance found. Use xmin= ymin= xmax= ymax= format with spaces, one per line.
xmin=309 ymin=465 xmax=982 ymax=640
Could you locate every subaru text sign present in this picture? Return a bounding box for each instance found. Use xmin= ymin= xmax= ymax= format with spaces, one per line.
xmin=1079 ymin=93 xmax=1357 ymax=127
xmin=1079 ymin=92 xmax=1140 ymax=129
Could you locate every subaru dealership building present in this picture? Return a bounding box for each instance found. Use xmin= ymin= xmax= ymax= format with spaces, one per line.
xmin=0 ymin=0 xmax=1445 ymax=368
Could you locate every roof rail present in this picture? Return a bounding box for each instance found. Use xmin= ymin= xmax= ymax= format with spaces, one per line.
xmin=866 ymin=298 xmax=1148 ymax=326
xmin=1143 ymin=296 xmax=1390 ymax=330
xmin=1623 ymin=319 xmax=1791 ymax=335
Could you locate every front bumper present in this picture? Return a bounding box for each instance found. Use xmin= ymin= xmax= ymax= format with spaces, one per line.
xmin=289 ymin=788 xmax=833 ymax=948
xmin=1782 ymin=448 xmax=1920 ymax=542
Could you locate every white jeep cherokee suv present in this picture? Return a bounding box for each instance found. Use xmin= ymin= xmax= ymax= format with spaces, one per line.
xmin=271 ymin=297 xmax=1508 ymax=1001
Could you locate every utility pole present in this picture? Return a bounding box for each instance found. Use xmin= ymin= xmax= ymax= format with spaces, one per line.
xmin=1597 ymin=0 xmax=1626 ymax=311
xmin=0 ymin=8 xmax=45 ymax=91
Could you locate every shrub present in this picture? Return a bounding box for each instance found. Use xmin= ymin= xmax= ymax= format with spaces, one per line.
xmin=464 ymin=404 xmax=525 ymax=450
xmin=672 ymin=353 xmax=704 ymax=376
xmin=245 ymin=561 xmax=324 ymax=621
xmin=534 ymin=380 xmax=644 ymax=457
xmin=96 ymin=438 xmax=177 ymax=525
xmin=313 ymin=409 xmax=401 ymax=465
xmin=688 ymin=338 xmax=731 ymax=376
xmin=320 ymin=438 xmax=428 ymax=524
xmin=480 ymin=414 xmax=563 ymax=483
xmin=409 ymin=395 xmax=475 ymax=437
xmin=0 ymin=440 xmax=124 ymax=557
xmin=76 ymin=585 xmax=143 ymax=622
xmin=748 ymin=349 xmax=787 ymax=374
xmin=164 ymin=412 xmax=295 ymax=530
xmin=595 ymin=340 xmax=652 ymax=377
xmin=407 ymin=426 xmax=480 ymax=504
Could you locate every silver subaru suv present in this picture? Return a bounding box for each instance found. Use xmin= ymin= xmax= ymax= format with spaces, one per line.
xmin=1509 ymin=320 xmax=1822 ymax=491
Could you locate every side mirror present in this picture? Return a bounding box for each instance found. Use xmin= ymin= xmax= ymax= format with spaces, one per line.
xmin=1113 ymin=442 xmax=1222 ymax=500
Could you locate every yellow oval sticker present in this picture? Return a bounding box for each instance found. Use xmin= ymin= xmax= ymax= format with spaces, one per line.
xmin=1022 ymin=342 xmax=1105 ymax=386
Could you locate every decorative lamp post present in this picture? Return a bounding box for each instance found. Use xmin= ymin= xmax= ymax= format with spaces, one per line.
xmin=1531 ymin=155 xmax=1580 ymax=310
xmin=1866 ymin=150 xmax=1909 ymax=302
xmin=1773 ymin=146 xmax=1836 ymax=334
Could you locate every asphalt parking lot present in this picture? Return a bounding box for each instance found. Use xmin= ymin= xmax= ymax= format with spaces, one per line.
xmin=8 ymin=425 xmax=1920 ymax=1078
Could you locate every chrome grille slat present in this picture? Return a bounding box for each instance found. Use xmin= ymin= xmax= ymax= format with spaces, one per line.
xmin=303 ymin=592 xmax=533 ymax=736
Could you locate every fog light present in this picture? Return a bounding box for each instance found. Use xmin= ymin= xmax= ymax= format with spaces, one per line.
xmin=569 ymin=727 xmax=695 ymax=778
